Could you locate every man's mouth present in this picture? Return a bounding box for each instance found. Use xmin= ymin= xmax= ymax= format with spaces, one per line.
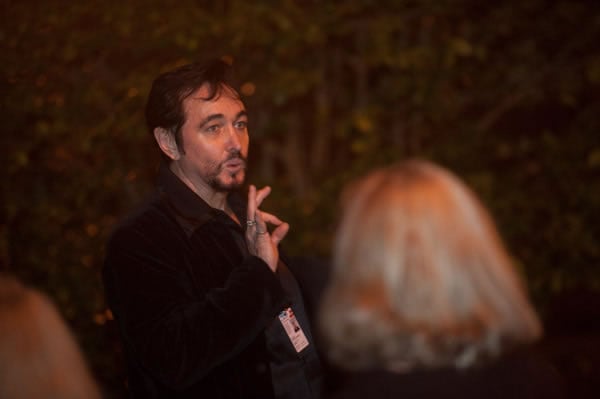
xmin=223 ymin=158 xmax=245 ymax=171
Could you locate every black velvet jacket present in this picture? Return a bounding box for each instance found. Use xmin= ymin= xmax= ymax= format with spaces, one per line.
xmin=103 ymin=165 xmax=298 ymax=398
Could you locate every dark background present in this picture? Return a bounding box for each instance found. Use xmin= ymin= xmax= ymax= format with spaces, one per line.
xmin=2 ymin=1 xmax=599 ymax=397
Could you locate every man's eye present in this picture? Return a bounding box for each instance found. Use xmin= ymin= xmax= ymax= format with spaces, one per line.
xmin=206 ymin=124 xmax=220 ymax=133
xmin=235 ymin=121 xmax=247 ymax=129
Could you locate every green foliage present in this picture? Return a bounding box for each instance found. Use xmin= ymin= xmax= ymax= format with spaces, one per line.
xmin=2 ymin=0 xmax=599 ymax=396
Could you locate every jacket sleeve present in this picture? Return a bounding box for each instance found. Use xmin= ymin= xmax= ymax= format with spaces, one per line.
xmin=103 ymin=215 xmax=287 ymax=390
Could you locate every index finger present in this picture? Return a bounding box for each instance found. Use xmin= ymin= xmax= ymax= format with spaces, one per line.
xmin=255 ymin=186 xmax=271 ymax=209
xmin=247 ymin=184 xmax=257 ymax=221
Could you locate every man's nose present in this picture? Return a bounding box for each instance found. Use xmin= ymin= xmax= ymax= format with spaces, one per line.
xmin=224 ymin=125 xmax=242 ymax=151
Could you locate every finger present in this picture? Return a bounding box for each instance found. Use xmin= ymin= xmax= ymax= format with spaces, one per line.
xmin=247 ymin=184 xmax=257 ymax=222
xmin=255 ymin=210 xmax=268 ymax=235
xmin=260 ymin=211 xmax=284 ymax=227
xmin=270 ymin=222 xmax=290 ymax=246
xmin=259 ymin=211 xmax=289 ymax=245
xmin=255 ymin=186 xmax=271 ymax=209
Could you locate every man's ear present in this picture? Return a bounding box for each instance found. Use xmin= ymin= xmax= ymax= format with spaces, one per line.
xmin=154 ymin=128 xmax=181 ymax=160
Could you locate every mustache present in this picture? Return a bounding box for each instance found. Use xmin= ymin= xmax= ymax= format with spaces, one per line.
xmin=225 ymin=151 xmax=247 ymax=163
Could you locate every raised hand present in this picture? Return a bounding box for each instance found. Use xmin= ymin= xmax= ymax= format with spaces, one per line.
xmin=245 ymin=185 xmax=289 ymax=272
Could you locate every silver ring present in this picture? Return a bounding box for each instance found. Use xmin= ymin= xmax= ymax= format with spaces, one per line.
xmin=246 ymin=220 xmax=257 ymax=227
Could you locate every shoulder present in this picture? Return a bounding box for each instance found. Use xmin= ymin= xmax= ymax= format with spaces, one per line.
xmin=325 ymin=369 xmax=405 ymax=399
xmin=325 ymin=347 xmax=567 ymax=399
xmin=488 ymin=345 xmax=567 ymax=398
xmin=106 ymin=190 xmax=184 ymax=255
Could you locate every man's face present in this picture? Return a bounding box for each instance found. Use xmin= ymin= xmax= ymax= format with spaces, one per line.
xmin=173 ymin=84 xmax=249 ymax=193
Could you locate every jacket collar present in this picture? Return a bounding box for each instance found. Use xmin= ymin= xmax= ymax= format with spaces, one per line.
xmin=157 ymin=162 xmax=247 ymax=229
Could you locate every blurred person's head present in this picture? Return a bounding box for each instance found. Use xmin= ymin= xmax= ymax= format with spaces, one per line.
xmin=0 ymin=273 xmax=101 ymax=399
xmin=319 ymin=159 xmax=542 ymax=372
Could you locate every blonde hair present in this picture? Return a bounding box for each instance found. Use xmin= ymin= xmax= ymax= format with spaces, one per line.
xmin=319 ymin=160 xmax=541 ymax=371
xmin=0 ymin=274 xmax=102 ymax=399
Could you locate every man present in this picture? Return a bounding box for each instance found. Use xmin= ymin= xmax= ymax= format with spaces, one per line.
xmin=103 ymin=59 xmax=322 ymax=398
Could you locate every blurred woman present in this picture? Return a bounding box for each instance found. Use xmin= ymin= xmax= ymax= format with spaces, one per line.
xmin=319 ymin=159 xmax=564 ymax=398
xmin=0 ymin=273 xmax=102 ymax=399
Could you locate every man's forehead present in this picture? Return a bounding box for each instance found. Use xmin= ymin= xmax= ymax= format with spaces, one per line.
xmin=183 ymin=83 xmax=245 ymax=114
xmin=188 ymin=83 xmax=239 ymax=101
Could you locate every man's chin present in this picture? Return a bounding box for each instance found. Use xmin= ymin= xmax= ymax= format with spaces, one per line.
xmin=212 ymin=174 xmax=245 ymax=192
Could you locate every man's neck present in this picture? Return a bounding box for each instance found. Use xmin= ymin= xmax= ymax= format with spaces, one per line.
xmin=169 ymin=164 xmax=229 ymax=211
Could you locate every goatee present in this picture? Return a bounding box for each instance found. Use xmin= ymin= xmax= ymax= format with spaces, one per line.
xmin=209 ymin=152 xmax=247 ymax=192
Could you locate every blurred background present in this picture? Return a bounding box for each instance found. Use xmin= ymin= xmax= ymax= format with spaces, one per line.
xmin=2 ymin=0 xmax=599 ymax=397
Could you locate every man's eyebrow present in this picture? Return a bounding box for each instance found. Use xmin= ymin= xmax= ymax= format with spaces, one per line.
xmin=198 ymin=114 xmax=224 ymax=128
xmin=198 ymin=110 xmax=248 ymax=129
